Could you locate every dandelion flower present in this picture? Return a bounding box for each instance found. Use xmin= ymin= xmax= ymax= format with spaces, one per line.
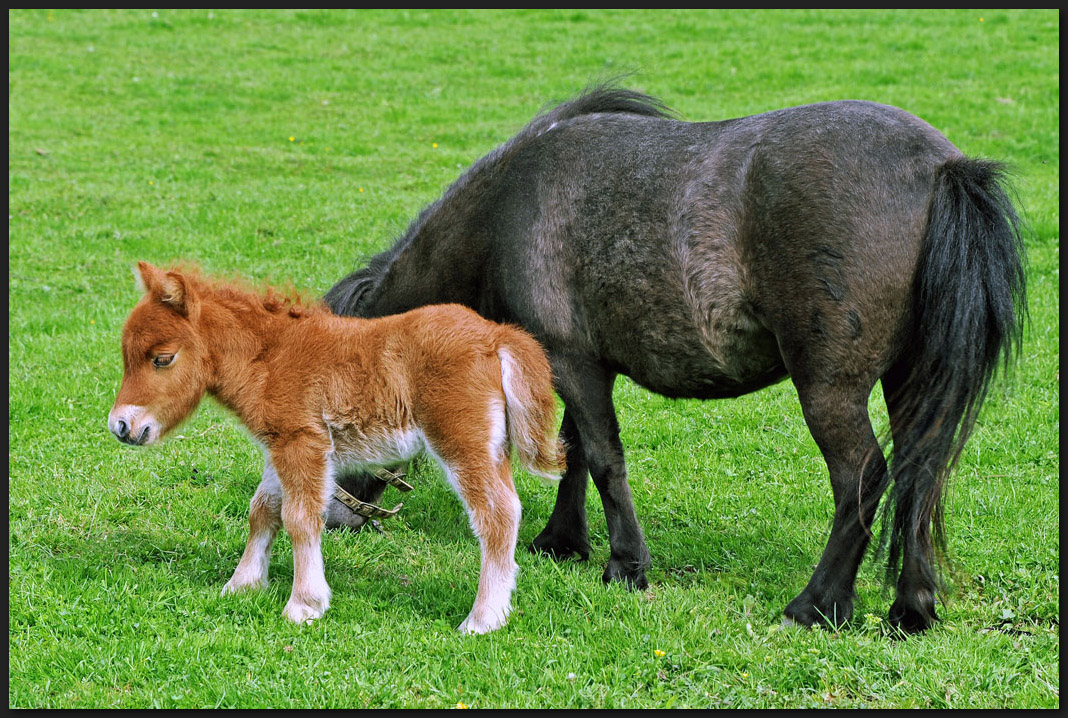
xmin=455 ymin=702 xmax=469 ymax=709
xmin=289 ymin=136 xmax=295 ymax=142
xmin=654 ymin=649 xmax=666 ymax=658
xmin=432 ymin=142 xmax=439 ymax=148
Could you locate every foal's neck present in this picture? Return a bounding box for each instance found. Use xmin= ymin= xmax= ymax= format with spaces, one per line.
xmin=200 ymin=285 xmax=322 ymax=431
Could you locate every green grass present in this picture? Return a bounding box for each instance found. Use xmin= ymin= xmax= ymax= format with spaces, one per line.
xmin=8 ymin=9 xmax=1058 ymax=709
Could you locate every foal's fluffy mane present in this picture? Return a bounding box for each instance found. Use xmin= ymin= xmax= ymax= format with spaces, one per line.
xmin=162 ymin=262 xmax=329 ymax=319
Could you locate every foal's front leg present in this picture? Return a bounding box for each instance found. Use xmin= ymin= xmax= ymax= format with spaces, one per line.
xmin=223 ymin=461 xmax=282 ymax=594
xmin=272 ymin=437 xmax=334 ymax=623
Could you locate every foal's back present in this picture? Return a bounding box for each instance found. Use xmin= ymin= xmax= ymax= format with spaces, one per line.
xmin=304 ymin=304 xmax=548 ymax=469
xmin=309 ymin=303 xmax=519 ymax=400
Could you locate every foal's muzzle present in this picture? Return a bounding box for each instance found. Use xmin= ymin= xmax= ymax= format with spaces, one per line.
xmin=108 ymin=406 xmax=157 ymax=446
xmin=112 ymin=418 xmax=151 ymax=445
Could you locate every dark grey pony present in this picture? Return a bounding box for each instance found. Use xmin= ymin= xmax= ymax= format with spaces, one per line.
xmin=324 ymin=86 xmax=1026 ymax=633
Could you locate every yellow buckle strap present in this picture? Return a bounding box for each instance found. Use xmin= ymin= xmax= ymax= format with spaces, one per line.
xmin=333 ymin=484 xmax=403 ymax=519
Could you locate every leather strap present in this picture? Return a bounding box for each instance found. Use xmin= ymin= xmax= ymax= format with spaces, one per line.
xmin=332 ymin=466 xmax=412 ymax=519
xmin=372 ymin=466 xmax=413 ymax=492
xmin=333 ymin=483 xmax=404 ymax=519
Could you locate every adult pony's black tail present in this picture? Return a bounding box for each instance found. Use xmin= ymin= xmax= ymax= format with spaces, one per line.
xmin=881 ymin=157 xmax=1027 ymax=628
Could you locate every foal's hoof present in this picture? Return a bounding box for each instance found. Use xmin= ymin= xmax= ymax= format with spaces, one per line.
xmin=283 ymin=598 xmax=329 ymax=624
xmin=221 ymin=576 xmax=267 ymax=596
xmin=457 ymin=608 xmax=510 ymax=635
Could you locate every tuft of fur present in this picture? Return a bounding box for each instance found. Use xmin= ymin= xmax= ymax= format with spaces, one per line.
xmin=497 ymin=338 xmax=566 ymax=482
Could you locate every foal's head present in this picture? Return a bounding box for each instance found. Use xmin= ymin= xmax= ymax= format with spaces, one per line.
xmin=108 ymin=262 xmax=211 ymax=446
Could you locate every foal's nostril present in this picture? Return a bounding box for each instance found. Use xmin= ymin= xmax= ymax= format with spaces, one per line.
xmin=116 ymin=419 xmax=129 ymax=438
xmin=135 ymin=425 xmax=151 ymax=445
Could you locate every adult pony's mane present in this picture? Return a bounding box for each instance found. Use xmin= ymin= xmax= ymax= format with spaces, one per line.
xmin=324 ymin=84 xmax=676 ymax=315
xmin=155 ymin=263 xmax=329 ymax=319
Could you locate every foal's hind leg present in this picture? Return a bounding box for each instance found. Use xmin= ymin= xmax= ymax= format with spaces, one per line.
xmin=784 ymin=380 xmax=891 ymax=629
xmin=450 ymin=456 xmax=523 ymax=634
xmin=530 ymin=408 xmax=592 ymax=561
xmin=223 ymin=461 xmax=283 ymax=594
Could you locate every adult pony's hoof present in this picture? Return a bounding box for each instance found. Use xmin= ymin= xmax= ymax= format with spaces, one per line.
xmin=888 ymin=596 xmax=938 ymax=634
xmin=602 ymin=557 xmax=650 ymax=590
xmin=783 ymin=592 xmax=853 ymax=630
xmin=779 ymin=616 xmax=804 ymax=631
xmin=529 ymin=528 xmax=591 ymax=562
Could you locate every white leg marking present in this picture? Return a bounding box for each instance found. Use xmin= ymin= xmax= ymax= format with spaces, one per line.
xmin=457 ymin=482 xmax=522 ymax=635
xmin=280 ymin=460 xmax=332 ymax=624
xmin=223 ymin=462 xmax=282 ymax=595
xmin=283 ymin=538 xmax=331 ymax=623
xmin=422 ymin=443 xmax=520 ymax=634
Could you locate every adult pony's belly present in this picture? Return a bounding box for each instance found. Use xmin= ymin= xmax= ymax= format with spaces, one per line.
xmin=618 ymin=323 xmax=788 ymax=400
xmin=589 ymin=289 xmax=788 ymax=401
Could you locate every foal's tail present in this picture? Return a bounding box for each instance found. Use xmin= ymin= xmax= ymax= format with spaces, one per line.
xmin=883 ymin=157 xmax=1027 ymax=600
xmin=496 ymin=331 xmax=566 ymax=482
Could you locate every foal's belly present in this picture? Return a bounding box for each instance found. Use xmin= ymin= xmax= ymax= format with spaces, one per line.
xmin=322 ymin=419 xmax=425 ymax=474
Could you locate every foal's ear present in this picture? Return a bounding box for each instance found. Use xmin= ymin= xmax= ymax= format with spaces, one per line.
xmin=135 ymin=261 xmax=197 ymax=317
xmin=134 ymin=261 xmax=159 ymax=294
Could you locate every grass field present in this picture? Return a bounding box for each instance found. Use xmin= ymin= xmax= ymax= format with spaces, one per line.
xmin=8 ymin=9 xmax=1059 ymax=708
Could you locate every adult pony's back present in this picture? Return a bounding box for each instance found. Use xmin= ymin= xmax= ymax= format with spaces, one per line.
xmin=326 ymin=86 xmax=1026 ymax=633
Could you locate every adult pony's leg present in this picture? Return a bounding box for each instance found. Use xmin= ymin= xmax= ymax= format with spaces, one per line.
xmin=529 ymin=408 xmax=592 ymax=561
xmin=783 ymin=378 xmax=890 ymax=628
xmin=881 ymin=366 xmax=940 ymax=632
xmin=222 ymin=462 xmax=283 ymax=594
xmin=549 ymin=360 xmax=651 ymax=588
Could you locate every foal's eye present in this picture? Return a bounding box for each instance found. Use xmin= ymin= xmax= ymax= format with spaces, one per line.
xmin=153 ymin=354 xmax=176 ymax=368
